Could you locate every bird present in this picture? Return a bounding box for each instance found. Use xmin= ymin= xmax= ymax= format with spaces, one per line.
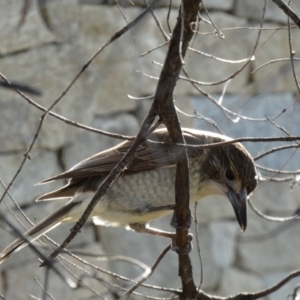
xmin=0 ymin=128 xmax=257 ymax=264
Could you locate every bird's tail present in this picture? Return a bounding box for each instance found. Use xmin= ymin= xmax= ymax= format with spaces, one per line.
xmin=0 ymin=200 xmax=82 ymax=264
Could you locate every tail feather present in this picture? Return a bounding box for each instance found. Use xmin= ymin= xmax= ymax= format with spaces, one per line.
xmin=0 ymin=200 xmax=82 ymax=264
xmin=36 ymin=185 xmax=79 ymax=202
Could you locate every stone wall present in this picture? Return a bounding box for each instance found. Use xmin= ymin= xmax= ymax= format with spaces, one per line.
xmin=1 ymin=0 xmax=300 ymax=299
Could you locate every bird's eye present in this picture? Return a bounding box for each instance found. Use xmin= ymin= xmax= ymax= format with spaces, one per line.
xmin=226 ymin=169 xmax=235 ymax=181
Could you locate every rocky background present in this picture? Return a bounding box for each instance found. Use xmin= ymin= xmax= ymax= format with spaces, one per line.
xmin=1 ymin=0 xmax=300 ymax=299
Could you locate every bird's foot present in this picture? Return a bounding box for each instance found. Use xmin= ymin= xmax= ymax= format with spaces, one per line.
xmin=129 ymin=223 xmax=193 ymax=253
xmin=170 ymin=211 xmax=193 ymax=253
xmin=171 ymin=232 xmax=193 ymax=253
xmin=170 ymin=210 xmax=193 ymax=230
xmin=129 ymin=223 xmax=175 ymax=239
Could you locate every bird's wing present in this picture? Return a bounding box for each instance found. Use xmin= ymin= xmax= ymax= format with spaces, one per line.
xmin=39 ymin=128 xmax=207 ymax=184
xmin=36 ymin=128 xmax=226 ymax=201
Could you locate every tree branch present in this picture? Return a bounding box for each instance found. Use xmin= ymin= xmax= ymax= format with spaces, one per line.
xmin=148 ymin=0 xmax=201 ymax=297
xmin=272 ymin=0 xmax=300 ymax=28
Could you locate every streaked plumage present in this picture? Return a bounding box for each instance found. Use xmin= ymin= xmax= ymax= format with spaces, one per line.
xmin=0 ymin=128 xmax=257 ymax=263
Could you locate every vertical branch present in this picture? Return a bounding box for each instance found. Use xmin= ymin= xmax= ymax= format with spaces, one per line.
xmin=149 ymin=0 xmax=201 ymax=297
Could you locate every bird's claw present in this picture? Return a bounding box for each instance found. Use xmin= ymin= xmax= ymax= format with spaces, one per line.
xmin=171 ymin=233 xmax=193 ymax=253
xmin=170 ymin=210 xmax=193 ymax=230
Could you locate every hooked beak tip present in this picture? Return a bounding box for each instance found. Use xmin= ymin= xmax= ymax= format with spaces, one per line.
xmin=228 ymin=188 xmax=248 ymax=232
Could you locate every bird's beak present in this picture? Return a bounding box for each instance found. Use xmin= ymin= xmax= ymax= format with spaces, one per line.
xmin=227 ymin=187 xmax=247 ymax=232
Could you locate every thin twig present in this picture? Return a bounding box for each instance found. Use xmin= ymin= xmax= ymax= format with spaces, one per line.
xmin=201 ymin=2 xmax=224 ymax=39
xmin=252 ymin=57 xmax=300 ymax=74
xmin=60 ymin=249 xmax=181 ymax=294
xmin=149 ymin=135 xmax=300 ymax=150
xmin=189 ymin=47 xmax=255 ymax=64
xmin=145 ymin=0 xmax=169 ymax=41
xmin=174 ymin=105 xmax=224 ymax=134
xmin=192 ymin=24 xmax=294 ymax=35
xmin=236 ymin=219 xmax=300 ymax=243
xmin=139 ymin=41 xmax=169 ymax=57
xmin=56 ymin=257 xmax=106 ymax=299
xmin=254 ymin=144 xmax=300 ymax=160
xmin=179 ymin=0 xmax=185 ymax=65
xmin=256 ymin=164 xmax=300 ymax=175
xmin=194 ymin=202 xmax=204 ymax=291
xmin=287 ymin=10 xmax=300 ymax=95
xmin=0 ymin=211 xmax=75 ymax=289
xmin=122 ymin=244 xmax=171 ymax=299
xmin=34 ymin=276 xmax=56 ymax=300
xmin=0 ymin=73 xmax=134 ymax=140
xmin=248 ymin=198 xmax=300 ymax=222
xmin=0 ymin=179 xmax=34 ymax=228
xmin=243 ymin=269 xmax=300 ymax=299
xmin=166 ymin=0 xmax=173 ymax=33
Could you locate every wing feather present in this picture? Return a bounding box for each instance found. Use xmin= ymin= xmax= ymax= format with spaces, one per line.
xmin=36 ymin=128 xmax=225 ymax=200
xmin=39 ymin=128 xmax=222 ymax=184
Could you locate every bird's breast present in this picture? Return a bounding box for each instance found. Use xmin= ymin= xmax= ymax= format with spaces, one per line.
xmin=92 ymin=161 xmax=200 ymax=216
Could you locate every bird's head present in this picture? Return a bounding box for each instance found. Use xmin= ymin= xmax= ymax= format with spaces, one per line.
xmin=200 ymin=140 xmax=257 ymax=231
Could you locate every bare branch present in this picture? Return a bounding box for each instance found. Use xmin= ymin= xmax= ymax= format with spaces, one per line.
xmin=248 ymin=198 xmax=300 ymax=222
xmin=123 ymin=244 xmax=171 ymax=298
xmin=0 ymin=211 xmax=75 ymax=289
xmin=254 ymin=144 xmax=300 ymax=161
xmin=0 ymin=73 xmax=134 ymax=141
xmin=194 ymin=202 xmax=204 ymax=290
xmin=272 ymin=0 xmax=300 ymax=28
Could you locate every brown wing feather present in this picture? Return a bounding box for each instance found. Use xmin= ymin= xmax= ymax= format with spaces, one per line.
xmin=36 ymin=128 xmax=226 ymax=201
xmin=39 ymin=128 xmax=227 ymax=184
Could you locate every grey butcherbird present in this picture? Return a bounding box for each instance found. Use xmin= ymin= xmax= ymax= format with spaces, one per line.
xmin=0 ymin=128 xmax=257 ymax=263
